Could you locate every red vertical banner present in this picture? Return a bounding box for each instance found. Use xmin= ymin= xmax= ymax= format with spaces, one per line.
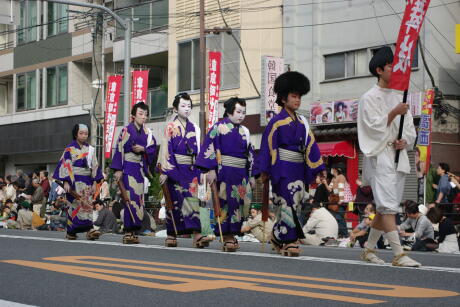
xmin=131 ymin=70 xmax=149 ymax=106
xmin=389 ymin=0 xmax=431 ymax=91
xmin=104 ymin=75 xmax=122 ymax=158
xmin=207 ymin=51 xmax=221 ymax=131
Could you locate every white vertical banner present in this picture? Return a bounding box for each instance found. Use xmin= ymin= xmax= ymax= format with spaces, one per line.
xmin=260 ymin=56 xmax=284 ymax=126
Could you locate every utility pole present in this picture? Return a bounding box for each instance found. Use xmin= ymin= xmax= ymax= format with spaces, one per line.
xmin=91 ymin=5 xmax=104 ymax=165
xmin=199 ymin=0 xmax=206 ymax=141
xmin=47 ymin=0 xmax=132 ymax=155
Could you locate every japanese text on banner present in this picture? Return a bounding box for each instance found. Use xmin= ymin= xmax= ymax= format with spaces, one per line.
xmin=131 ymin=70 xmax=149 ymax=106
xmin=416 ymin=89 xmax=434 ymax=175
xmin=104 ymin=75 xmax=122 ymax=158
xmin=389 ymin=0 xmax=431 ymax=91
xmin=261 ymin=56 xmax=284 ymax=125
xmin=208 ymin=51 xmax=221 ymax=131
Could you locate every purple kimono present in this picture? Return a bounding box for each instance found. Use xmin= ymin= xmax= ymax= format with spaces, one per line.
xmin=110 ymin=122 xmax=156 ymax=232
xmin=255 ymin=109 xmax=324 ymax=244
xmin=195 ymin=117 xmax=255 ymax=236
xmin=53 ymin=140 xmax=103 ymax=234
xmin=158 ymin=116 xmax=202 ymax=236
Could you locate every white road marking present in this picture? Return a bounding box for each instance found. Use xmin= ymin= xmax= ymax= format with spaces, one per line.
xmin=0 ymin=299 xmax=37 ymax=307
xmin=1 ymin=234 xmax=459 ymax=274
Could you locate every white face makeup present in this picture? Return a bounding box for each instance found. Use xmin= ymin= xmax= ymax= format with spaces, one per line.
xmin=133 ymin=108 xmax=148 ymax=126
xmin=228 ymin=103 xmax=246 ymax=124
xmin=77 ymin=129 xmax=88 ymax=144
xmin=177 ymin=98 xmax=192 ymax=119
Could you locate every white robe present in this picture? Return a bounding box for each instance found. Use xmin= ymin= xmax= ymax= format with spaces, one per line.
xmin=357 ymin=85 xmax=417 ymax=214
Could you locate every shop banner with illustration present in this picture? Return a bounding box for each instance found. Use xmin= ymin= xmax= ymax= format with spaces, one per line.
xmin=207 ymin=51 xmax=221 ymax=131
xmin=104 ymin=75 xmax=122 ymax=158
xmin=260 ymin=56 xmax=284 ymax=125
xmin=415 ymin=88 xmax=434 ymax=203
xmin=309 ymin=93 xmax=422 ymax=124
xmin=131 ymin=70 xmax=149 ymax=106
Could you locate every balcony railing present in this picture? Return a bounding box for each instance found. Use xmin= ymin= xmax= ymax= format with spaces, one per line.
xmin=115 ymin=1 xmax=168 ymax=39
xmin=117 ymin=88 xmax=168 ymax=124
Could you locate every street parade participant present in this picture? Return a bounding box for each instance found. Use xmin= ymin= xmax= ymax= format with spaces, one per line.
xmin=357 ymin=46 xmax=420 ymax=267
xmin=111 ymin=102 xmax=157 ymax=244
xmin=255 ymin=71 xmax=324 ymax=257
xmin=53 ymin=124 xmax=103 ymax=240
xmin=195 ymin=97 xmax=255 ymax=252
xmin=158 ymin=93 xmax=212 ymax=248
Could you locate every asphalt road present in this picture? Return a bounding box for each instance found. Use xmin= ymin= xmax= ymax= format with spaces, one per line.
xmin=0 ymin=229 xmax=459 ymax=307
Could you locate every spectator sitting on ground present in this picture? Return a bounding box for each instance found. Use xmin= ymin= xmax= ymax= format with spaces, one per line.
xmin=17 ymin=199 xmax=33 ymax=230
xmin=4 ymin=175 xmax=17 ymax=202
xmin=0 ymin=182 xmax=6 ymax=202
xmin=28 ymin=178 xmax=45 ymax=217
xmin=93 ymin=200 xmax=117 ymax=233
xmin=301 ymin=203 xmax=338 ymax=246
xmin=240 ymin=204 xmax=275 ymax=243
xmin=399 ymin=200 xmax=436 ymax=252
xmin=46 ymin=197 xmax=68 ymax=231
xmin=426 ymin=207 xmax=459 ymax=254
xmin=0 ymin=205 xmax=19 ymax=229
xmin=349 ymin=203 xmax=384 ymax=249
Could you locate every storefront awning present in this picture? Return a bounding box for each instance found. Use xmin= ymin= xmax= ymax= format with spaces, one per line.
xmin=318 ymin=141 xmax=356 ymax=158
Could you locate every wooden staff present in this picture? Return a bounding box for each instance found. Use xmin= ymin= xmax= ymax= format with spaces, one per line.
xmin=210 ymin=181 xmax=224 ymax=244
xmin=158 ymin=164 xmax=178 ymax=237
xmin=261 ymin=174 xmax=270 ymax=251
xmin=116 ymin=178 xmax=136 ymax=225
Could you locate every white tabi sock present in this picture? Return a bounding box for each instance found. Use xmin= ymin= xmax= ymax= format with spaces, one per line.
xmin=384 ymin=230 xmax=404 ymax=256
xmin=366 ymin=228 xmax=383 ymax=250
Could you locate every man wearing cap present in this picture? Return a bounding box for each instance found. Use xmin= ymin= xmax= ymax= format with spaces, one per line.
xmin=255 ymin=71 xmax=325 ymax=256
xmin=240 ymin=204 xmax=274 ymax=243
xmin=357 ymin=46 xmax=419 ymax=267
xmin=53 ymin=123 xmax=104 ymax=240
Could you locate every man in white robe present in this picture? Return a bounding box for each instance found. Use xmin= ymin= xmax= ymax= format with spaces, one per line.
xmin=357 ymin=46 xmax=420 ymax=267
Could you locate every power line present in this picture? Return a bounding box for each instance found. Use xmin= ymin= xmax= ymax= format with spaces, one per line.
xmin=215 ymin=0 xmax=260 ymax=97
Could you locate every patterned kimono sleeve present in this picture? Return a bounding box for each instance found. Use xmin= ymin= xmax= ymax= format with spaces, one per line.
xmin=248 ymin=143 xmax=256 ymax=178
xmin=195 ymin=124 xmax=219 ymax=172
xmin=110 ymin=127 xmax=129 ymax=171
xmin=52 ymin=147 xmax=75 ymax=185
xmin=90 ymin=153 xmax=104 ymax=183
xmin=158 ymin=124 xmax=181 ymax=182
xmin=253 ymin=120 xmax=277 ymax=177
xmin=304 ymin=130 xmax=325 ymax=184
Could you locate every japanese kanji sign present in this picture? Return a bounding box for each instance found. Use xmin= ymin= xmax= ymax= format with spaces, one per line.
xmin=207 ymin=51 xmax=221 ymax=131
xmin=389 ymin=0 xmax=431 ymax=91
xmin=261 ymin=56 xmax=284 ymax=125
xmin=416 ymin=88 xmax=434 ymax=174
xmin=131 ymin=70 xmax=149 ymax=106
xmin=104 ymin=75 xmax=122 ymax=158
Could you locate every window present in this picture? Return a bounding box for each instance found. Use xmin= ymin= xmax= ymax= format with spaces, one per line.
xmin=18 ymin=0 xmax=37 ymax=44
xmin=48 ymin=3 xmax=68 ymax=37
xmin=115 ymin=1 xmax=168 ymax=38
xmin=178 ymin=39 xmax=199 ymax=92
xmin=0 ymin=83 xmax=7 ymax=115
xmin=207 ymin=31 xmax=240 ymax=90
xmin=16 ymin=71 xmax=37 ymax=111
xmin=325 ymin=45 xmax=419 ymax=80
xmin=178 ymin=31 xmax=241 ymax=92
xmin=46 ymin=65 xmax=68 ymax=107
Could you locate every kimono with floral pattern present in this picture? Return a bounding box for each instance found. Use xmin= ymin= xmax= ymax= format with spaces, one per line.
xmin=158 ymin=116 xmax=202 ymax=236
xmin=110 ymin=122 xmax=156 ymax=232
xmin=255 ymin=109 xmax=324 ymax=244
xmin=195 ymin=117 xmax=255 ymax=236
xmin=53 ymin=140 xmax=103 ymax=234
